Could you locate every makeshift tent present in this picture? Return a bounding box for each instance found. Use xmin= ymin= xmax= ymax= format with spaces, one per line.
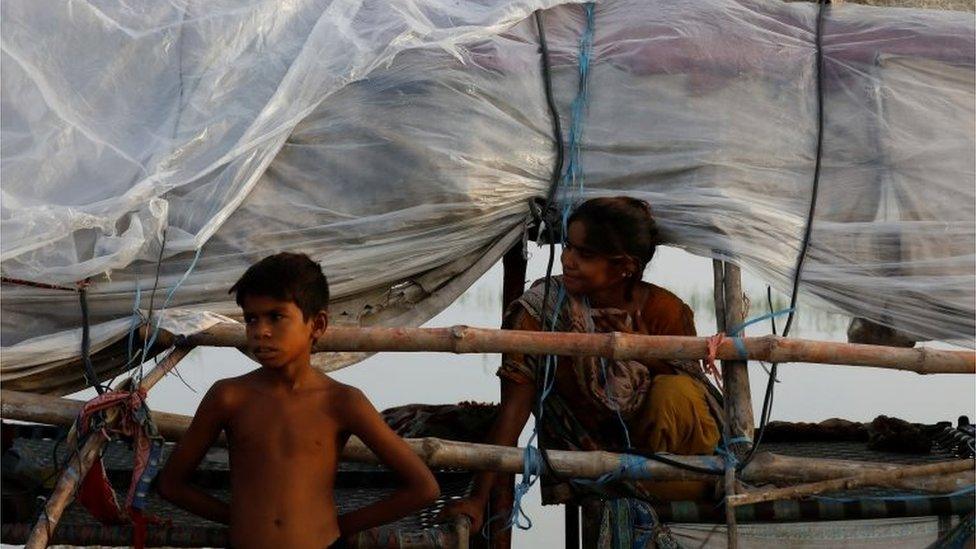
xmin=2 ymin=0 xmax=973 ymax=395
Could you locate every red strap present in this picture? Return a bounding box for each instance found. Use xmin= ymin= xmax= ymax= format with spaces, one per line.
xmin=705 ymin=333 xmax=725 ymax=390
xmin=74 ymin=388 xmax=166 ymax=549
xmin=77 ymin=459 xmax=126 ymax=525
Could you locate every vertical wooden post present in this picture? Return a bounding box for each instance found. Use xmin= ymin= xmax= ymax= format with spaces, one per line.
xmin=485 ymin=243 xmax=528 ymax=549
xmin=713 ymin=260 xmax=755 ymax=549
xmin=25 ymin=345 xmax=194 ymax=548
xmin=501 ymin=243 xmax=528 ymax=313
xmin=712 ymin=260 xmax=727 ymax=334
xmin=565 ymin=503 xmax=580 ymax=549
xmin=580 ymin=500 xmax=602 ymax=549
xmin=719 ymin=262 xmax=755 ymax=440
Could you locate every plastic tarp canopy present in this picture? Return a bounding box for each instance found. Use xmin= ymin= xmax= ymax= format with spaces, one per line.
xmin=1 ymin=0 xmax=973 ymax=394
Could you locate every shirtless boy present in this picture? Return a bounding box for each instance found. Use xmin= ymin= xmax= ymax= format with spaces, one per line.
xmin=158 ymin=252 xmax=439 ymax=548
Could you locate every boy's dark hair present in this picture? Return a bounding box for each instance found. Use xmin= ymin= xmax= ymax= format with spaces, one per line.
xmin=229 ymin=252 xmax=329 ymax=320
xmin=567 ymin=196 xmax=659 ymax=297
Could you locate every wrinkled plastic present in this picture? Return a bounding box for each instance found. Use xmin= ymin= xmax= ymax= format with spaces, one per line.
xmin=1 ymin=0 xmax=973 ymax=390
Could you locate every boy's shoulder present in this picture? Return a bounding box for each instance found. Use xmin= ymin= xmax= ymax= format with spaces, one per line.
xmin=200 ymin=373 xmax=256 ymax=408
xmin=321 ymin=377 xmax=371 ymax=407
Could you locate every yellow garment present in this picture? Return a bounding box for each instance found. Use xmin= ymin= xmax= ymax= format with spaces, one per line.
xmin=632 ymin=374 xmax=721 ymax=501
xmin=633 ymin=374 xmax=720 ymax=454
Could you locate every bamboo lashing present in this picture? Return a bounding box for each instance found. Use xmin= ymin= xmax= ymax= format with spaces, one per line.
xmin=727 ymin=459 xmax=975 ymax=507
xmin=23 ymin=346 xmax=195 ymax=549
xmin=4 ymin=389 xmax=972 ymax=494
xmin=181 ymin=323 xmax=975 ymax=374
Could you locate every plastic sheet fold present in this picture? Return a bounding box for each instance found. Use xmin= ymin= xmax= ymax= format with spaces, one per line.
xmin=2 ymin=0 xmax=973 ymax=392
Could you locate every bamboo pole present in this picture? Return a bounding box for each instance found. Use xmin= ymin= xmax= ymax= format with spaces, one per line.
xmin=184 ymin=323 xmax=975 ymax=374
xmin=720 ymin=262 xmax=755 ymax=440
xmin=1 ymin=387 xmax=194 ymax=442
xmin=492 ymin=243 xmax=525 ymax=549
xmin=24 ymin=345 xmax=194 ymax=549
xmin=714 ymin=260 xmax=747 ymax=548
xmin=727 ymin=460 xmax=975 ymax=507
xmin=723 ymin=459 xmax=738 ymax=548
xmin=4 ymin=390 xmax=972 ymax=493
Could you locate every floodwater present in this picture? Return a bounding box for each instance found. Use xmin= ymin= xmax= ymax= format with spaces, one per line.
xmin=75 ymin=246 xmax=976 ymax=547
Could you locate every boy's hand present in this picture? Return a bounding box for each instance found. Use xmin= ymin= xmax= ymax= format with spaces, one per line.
xmin=439 ymin=496 xmax=487 ymax=533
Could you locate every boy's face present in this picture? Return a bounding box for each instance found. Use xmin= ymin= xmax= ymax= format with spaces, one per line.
xmin=241 ymin=294 xmax=327 ymax=369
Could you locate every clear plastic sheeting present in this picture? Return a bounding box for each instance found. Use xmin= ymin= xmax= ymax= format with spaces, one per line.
xmin=534 ymin=0 xmax=975 ymax=345
xmin=2 ymin=0 xmax=974 ymax=393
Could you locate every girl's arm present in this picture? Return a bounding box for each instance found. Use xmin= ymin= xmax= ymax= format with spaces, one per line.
xmin=440 ymin=308 xmax=538 ymax=530
xmin=337 ymin=387 xmax=440 ymax=537
xmin=157 ymin=381 xmax=234 ymax=524
xmin=439 ymin=378 xmax=534 ymax=531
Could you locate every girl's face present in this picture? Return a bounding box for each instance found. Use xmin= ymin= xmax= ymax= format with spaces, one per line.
xmin=561 ymin=220 xmax=636 ymax=297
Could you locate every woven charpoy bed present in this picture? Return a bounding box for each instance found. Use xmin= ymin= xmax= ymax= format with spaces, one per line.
xmin=1 ymin=424 xmax=473 ymax=548
xmin=2 ymin=409 xmax=973 ymax=548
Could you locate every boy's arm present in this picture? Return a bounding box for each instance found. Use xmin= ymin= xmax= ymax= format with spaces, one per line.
xmin=337 ymin=387 xmax=440 ymax=537
xmin=156 ymin=381 xmax=234 ymax=524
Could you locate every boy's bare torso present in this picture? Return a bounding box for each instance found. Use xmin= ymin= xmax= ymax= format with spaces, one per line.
xmin=221 ymin=370 xmax=350 ymax=549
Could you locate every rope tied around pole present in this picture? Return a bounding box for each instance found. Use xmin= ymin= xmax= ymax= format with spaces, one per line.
xmin=572 ymin=454 xmax=648 ymax=487
xmin=503 ymin=2 xmax=597 ymax=532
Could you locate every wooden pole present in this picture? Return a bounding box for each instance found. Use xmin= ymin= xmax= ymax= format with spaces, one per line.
xmin=727 ymin=459 xmax=975 ymax=507
xmin=564 ymin=503 xmax=579 ymax=549
xmin=4 ymin=390 xmax=972 ymax=493
xmin=720 ymin=262 xmax=755 ymax=441
xmin=712 ymin=260 xmax=727 ymax=334
xmin=1 ymin=387 xmax=195 ymax=442
xmin=184 ymin=323 xmax=975 ymax=374
xmin=23 ymin=345 xmax=194 ymax=549
xmin=723 ymin=459 xmax=738 ymax=549
xmin=489 ymin=242 xmax=526 ymax=549
xmin=714 ymin=260 xmax=745 ymax=548
xmin=455 ymin=515 xmax=471 ymax=549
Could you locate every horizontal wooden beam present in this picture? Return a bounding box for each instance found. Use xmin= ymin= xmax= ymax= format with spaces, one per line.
xmin=728 ymin=459 xmax=975 ymax=506
xmin=4 ymin=389 xmax=972 ymax=494
xmin=180 ymin=323 xmax=975 ymax=374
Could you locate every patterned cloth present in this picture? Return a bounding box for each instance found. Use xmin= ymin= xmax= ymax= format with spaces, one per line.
xmin=74 ymin=388 xmax=165 ymax=549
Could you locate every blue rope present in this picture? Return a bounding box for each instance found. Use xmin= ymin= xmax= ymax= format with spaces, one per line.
xmin=505 ymin=4 xmax=597 ymax=531
xmin=538 ymin=284 xmax=567 ymax=410
xmin=573 ymin=454 xmax=648 ymax=486
xmin=716 ymin=435 xmax=752 ymax=472
xmin=138 ymin=247 xmax=203 ymax=381
xmin=508 ymin=445 xmax=545 ymax=530
xmin=559 ymin=2 xmax=596 ymax=234
xmin=725 ymin=307 xmax=795 ymax=359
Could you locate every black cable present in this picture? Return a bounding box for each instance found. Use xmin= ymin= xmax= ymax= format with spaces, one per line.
xmin=535 ymin=10 xmax=565 ymax=215
xmin=79 ymin=286 xmax=106 ymax=394
xmin=136 ymin=229 xmax=168 ymax=385
xmin=737 ymin=0 xmax=828 ymax=472
xmin=533 ymin=8 xmax=567 ymax=482
xmin=766 ymin=286 xmax=778 ymax=337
